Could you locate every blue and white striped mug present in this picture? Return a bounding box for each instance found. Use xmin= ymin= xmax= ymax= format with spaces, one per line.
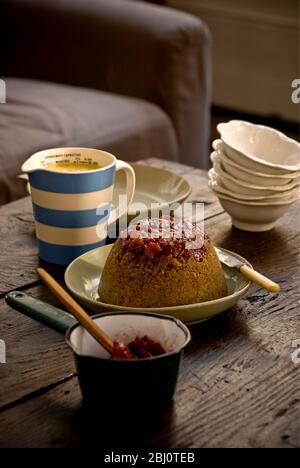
xmin=22 ymin=147 xmax=135 ymax=265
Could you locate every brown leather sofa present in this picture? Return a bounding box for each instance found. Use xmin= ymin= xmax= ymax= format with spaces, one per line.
xmin=0 ymin=0 xmax=211 ymax=205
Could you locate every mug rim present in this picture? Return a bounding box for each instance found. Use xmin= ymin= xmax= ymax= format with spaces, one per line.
xmin=21 ymin=147 xmax=117 ymax=174
xmin=65 ymin=311 xmax=191 ymax=363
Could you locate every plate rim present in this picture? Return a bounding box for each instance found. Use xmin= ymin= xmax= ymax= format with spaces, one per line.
xmin=65 ymin=245 xmax=252 ymax=315
xmin=125 ymin=163 xmax=192 ymax=207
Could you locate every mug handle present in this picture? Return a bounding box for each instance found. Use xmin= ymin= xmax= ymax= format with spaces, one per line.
xmin=107 ymin=160 xmax=136 ymax=226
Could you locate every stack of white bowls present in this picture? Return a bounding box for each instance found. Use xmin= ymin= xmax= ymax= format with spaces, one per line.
xmin=208 ymin=120 xmax=300 ymax=231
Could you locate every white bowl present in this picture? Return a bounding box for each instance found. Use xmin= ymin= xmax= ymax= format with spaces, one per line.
xmin=208 ymin=170 xmax=300 ymax=202
xmin=213 ymin=159 xmax=300 ymax=197
xmin=217 ymin=120 xmax=300 ymax=175
xmin=211 ymin=144 xmax=300 ymax=187
xmin=214 ymin=193 xmax=298 ymax=232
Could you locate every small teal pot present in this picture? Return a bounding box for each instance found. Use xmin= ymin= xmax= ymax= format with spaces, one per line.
xmin=66 ymin=312 xmax=191 ymax=410
xmin=5 ymin=292 xmax=191 ymax=410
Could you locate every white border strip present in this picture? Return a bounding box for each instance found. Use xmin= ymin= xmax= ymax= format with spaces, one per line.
xmin=35 ymin=222 xmax=107 ymax=246
xmin=31 ymin=185 xmax=113 ymax=211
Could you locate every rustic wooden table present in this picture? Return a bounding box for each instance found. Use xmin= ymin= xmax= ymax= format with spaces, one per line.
xmin=0 ymin=159 xmax=299 ymax=448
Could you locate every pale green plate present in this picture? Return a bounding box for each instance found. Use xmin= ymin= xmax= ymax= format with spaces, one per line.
xmin=65 ymin=246 xmax=252 ymax=324
xmin=113 ymin=163 xmax=192 ymax=219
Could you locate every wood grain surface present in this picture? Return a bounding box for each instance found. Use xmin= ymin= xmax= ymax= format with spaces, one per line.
xmin=0 ymin=161 xmax=299 ymax=448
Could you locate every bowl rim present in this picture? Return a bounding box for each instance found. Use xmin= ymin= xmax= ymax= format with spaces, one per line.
xmin=211 ymin=146 xmax=300 ymax=180
xmin=215 ymin=191 xmax=299 ymax=206
xmin=217 ymin=120 xmax=300 ymax=172
xmin=65 ymin=311 xmax=191 ymax=362
xmin=213 ymin=159 xmax=300 ymax=192
xmin=208 ymin=174 xmax=299 ymax=202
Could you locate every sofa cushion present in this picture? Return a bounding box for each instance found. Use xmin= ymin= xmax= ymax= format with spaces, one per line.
xmin=0 ymin=78 xmax=178 ymax=205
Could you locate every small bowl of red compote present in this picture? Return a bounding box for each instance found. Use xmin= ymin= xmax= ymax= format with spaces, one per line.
xmin=66 ymin=312 xmax=191 ymax=410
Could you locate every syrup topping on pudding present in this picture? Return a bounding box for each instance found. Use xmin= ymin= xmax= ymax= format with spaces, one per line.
xmin=120 ymin=217 xmax=208 ymax=262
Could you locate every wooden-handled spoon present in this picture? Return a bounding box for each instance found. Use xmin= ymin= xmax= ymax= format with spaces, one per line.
xmin=238 ymin=264 xmax=280 ymax=292
xmin=36 ymin=268 xmax=114 ymax=354
xmin=215 ymin=248 xmax=280 ymax=293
